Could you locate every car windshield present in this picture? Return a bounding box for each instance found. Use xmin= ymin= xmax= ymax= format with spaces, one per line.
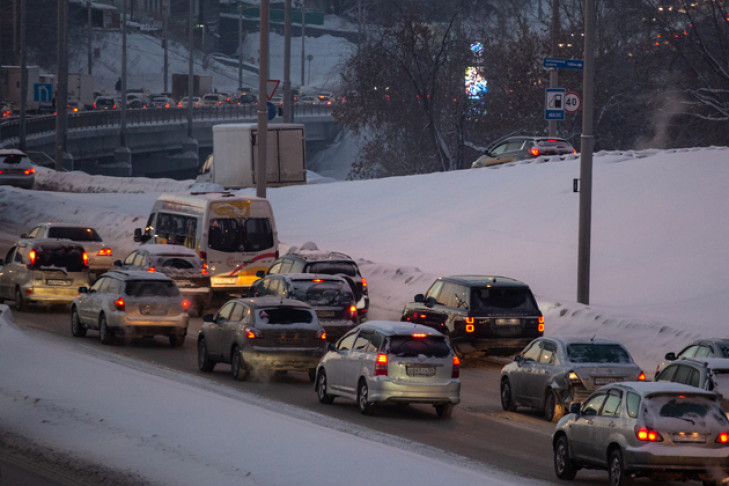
xmin=306 ymin=261 xmax=359 ymax=277
xmin=291 ymin=279 xmax=354 ymax=306
xmin=257 ymin=307 xmax=314 ymax=325
xmin=125 ymin=280 xmax=179 ymax=297
xmin=33 ymin=245 xmax=86 ymax=272
xmin=47 ymin=227 xmax=102 ymax=242
xmin=151 ymin=255 xmax=200 ymax=270
xmin=566 ymin=344 xmax=632 ymax=363
xmin=207 ymin=217 xmax=274 ymax=253
xmin=470 ymin=287 xmax=538 ymax=312
xmin=388 ymin=335 xmax=451 ymax=358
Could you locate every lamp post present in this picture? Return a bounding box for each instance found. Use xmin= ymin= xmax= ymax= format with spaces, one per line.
xmin=300 ymin=1 xmax=305 ymax=87
xmin=114 ymin=0 xmax=131 ymax=175
xmin=256 ymin=0 xmax=270 ymax=199
xmin=238 ymin=0 xmax=243 ymax=90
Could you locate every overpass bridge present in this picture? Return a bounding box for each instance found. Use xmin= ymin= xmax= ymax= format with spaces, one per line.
xmin=0 ymin=104 xmax=341 ymax=179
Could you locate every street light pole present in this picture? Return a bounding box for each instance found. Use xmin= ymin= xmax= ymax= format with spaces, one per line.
xmin=283 ymin=0 xmax=292 ymax=123
xmin=238 ymin=0 xmax=243 ymax=90
xmin=163 ymin=0 xmax=169 ymax=93
xmin=300 ymin=1 xmax=305 ymax=87
xmin=55 ymin=0 xmax=70 ymax=170
xmin=548 ymin=0 xmax=559 ymax=137
xmin=87 ymin=0 xmax=93 ymax=75
xmin=577 ymin=0 xmax=596 ymax=305
xmin=256 ymin=0 xmax=270 ymax=199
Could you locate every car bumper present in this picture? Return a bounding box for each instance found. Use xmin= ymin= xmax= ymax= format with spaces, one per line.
xmin=241 ymin=347 xmax=324 ymax=371
xmin=320 ymin=320 xmax=358 ymax=342
xmin=107 ymin=314 xmax=189 ymax=337
xmin=22 ymin=285 xmax=84 ymax=304
xmin=0 ymin=176 xmax=34 ymax=189
xmin=179 ymin=288 xmax=212 ymax=306
xmin=625 ymin=444 xmax=729 ymax=473
xmin=452 ymin=337 xmax=534 ymax=355
xmin=366 ymin=377 xmax=461 ymax=405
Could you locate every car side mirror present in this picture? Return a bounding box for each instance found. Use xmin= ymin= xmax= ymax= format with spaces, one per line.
xmin=665 ymin=352 xmax=677 ymax=361
xmin=569 ymin=402 xmax=581 ymax=415
xmin=414 ymin=293 xmax=425 ymax=303
xmin=513 ymin=354 xmax=522 ymax=363
xmin=78 ymin=286 xmax=88 ymax=293
xmin=327 ymin=343 xmax=336 ymax=352
xmin=256 ymin=270 xmax=266 ymax=278
xmin=425 ymin=296 xmax=437 ymax=307
xmin=113 ymin=260 xmax=123 ymax=267
xmin=0 ymin=259 xmax=4 ymax=266
xmin=203 ymin=313 xmax=215 ymax=323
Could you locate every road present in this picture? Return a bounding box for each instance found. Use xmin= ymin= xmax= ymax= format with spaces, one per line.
xmin=6 ymin=306 xmax=681 ymax=486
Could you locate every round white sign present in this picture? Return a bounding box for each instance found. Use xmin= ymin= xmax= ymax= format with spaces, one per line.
xmin=565 ymin=91 xmax=581 ymax=113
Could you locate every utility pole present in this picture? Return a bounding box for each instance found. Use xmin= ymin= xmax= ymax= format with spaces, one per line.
xmin=18 ymin=0 xmax=27 ymax=152
xmin=256 ymin=0 xmax=269 ymax=199
xmin=55 ymin=0 xmax=71 ymax=171
xmin=163 ymin=0 xmax=169 ymax=93
xmin=114 ymin=0 xmax=131 ymax=175
xmin=187 ymin=0 xmax=194 ymax=139
xmin=283 ymin=0 xmax=292 ymax=122
xmin=300 ymin=1 xmax=305 ymax=87
xmin=577 ymin=0 xmax=596 ymax=305
xmin=548 ymin=0 xmax=559 ymax=137
xmin=238 ymin=0 xmax=243 ymax=90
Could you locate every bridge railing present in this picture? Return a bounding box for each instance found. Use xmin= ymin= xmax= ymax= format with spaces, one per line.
xmin=0 ymin=103 xmax=334 ymax=144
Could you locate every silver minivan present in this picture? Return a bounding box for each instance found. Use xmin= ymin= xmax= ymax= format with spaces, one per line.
xmin=0 ymin=238 xmax=90 ymax=310
xmin=314 ymin=321 xmax=461 ymax=418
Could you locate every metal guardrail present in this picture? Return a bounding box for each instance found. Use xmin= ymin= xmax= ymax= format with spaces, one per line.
xmin=0 ymin=103 xmax=335 ymax=144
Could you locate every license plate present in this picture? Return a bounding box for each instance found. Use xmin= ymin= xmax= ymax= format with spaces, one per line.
xmin=46 ymin=279 xmax=71 ymax=286
xmin=316 ymin=310 xmax=336 ymax=318
xmin=672 ymin=432 xmax=706 ymax=443
xmin=495 ymin=318 xmax=521 ymax=326
xmin=406 ymin=366 xmax=436 ymax=377
xmin=594 ymin=377 xmax=620 ymax=385
xmin=176 ymin=280 xmax=192 ymax=287
xmin=212 ymin=276 xmax=238 ymax=286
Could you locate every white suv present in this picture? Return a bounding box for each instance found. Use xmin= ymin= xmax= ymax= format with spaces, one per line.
xmin=0 ymin=238 xmax=90 ymax=310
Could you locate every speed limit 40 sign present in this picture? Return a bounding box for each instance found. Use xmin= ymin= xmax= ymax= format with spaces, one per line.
xmin=565 ymin=91 xmax=581 ymax=113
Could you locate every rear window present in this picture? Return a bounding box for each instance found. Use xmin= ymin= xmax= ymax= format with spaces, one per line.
xmin=536 ymin=139 xmax=572 ymax=149
xmin=291 ymin=279 xmax=354 ymax=306
xmin=258 ymin=307 xmax=314 ymax=325
xmin=566 ymin=344 xmax=632 ymax=364
xmin=1 ymin=154 xmax=27 ymax=165
xmin=644 ymin=395 xmax=727 ymax=427
xmin=388 ymin=335 xmax=451 ymax=358
xmin=306 ymin=261 xmax=359 ymax=277
xmin=208 ymin=217 xmax=273 ymax=253
xmin=151 ymin=256 xmax=200 ymax=270
xmin=125 ymin=280 xmax=179 ymax=297
xmin=32 ymin=245 xmax=87 ymax=272
xmin=47 ymin=227 xmax=102 ymax=242
xmin=470 ymin=287 xmax=539 ymax=312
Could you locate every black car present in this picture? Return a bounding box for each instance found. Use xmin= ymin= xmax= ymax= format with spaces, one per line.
xmin=266 ymin=247 xmax=369 ymax=321
xmin=401 ymin=275 xmax=543 ymax=355
xmin=250 ymin=273 xmax=358 ymax=342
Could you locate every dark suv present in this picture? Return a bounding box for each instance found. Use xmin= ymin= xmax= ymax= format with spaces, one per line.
xmin=266 ymin=249 xmax=369 ymax=321
xmin=400 ymin=275 xmax=543 ymax=355
xmin=471 ymin=136 xmax=575 ymax=168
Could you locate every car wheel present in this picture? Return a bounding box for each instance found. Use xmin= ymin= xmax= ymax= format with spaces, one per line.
xmin=99 ymin=314 xmax=114 ymax=345
xmin=169 ymin=333 xmax=185 ymax=347
xmin=357 ymin=379 xmax=371 ymax=415
xmin=70 ymin=307 xmax=87 ymax=337
xmin=14 ymin=288 xmax=27 ymax=312
xmin=545 ymin=389 xmax=564 ymax=422
xmin=197 ymin=338 xmax=215 ymax=372
xmin=231 ymin=347 xmax=248 ymax=381
xmin=608 ymin=449 xmax=631 ymax=486
xmin=553 ymin=435 xmax=577 ymax=480
xmin=435 ymin=403 xmax=454 ymax=418
xmin=316 ymin=370 xmax=334 ymax=404
xmin=500 ymin=378 xmax=517 ymax=412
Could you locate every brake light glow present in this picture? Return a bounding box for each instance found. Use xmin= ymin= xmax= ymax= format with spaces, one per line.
xmin=29 ymin=250 xmax=37 ymax=265
xmin=82 ymin=252 xmax=88 ymax=266
xmin=466 ymin=317 xmax=474 ymax=324
xmin=466 ymin=324 xmax=475 ymax=333
xmin=530 ymin=147 xmax=540 ymax=156
xmin=349 ymin=305 xmax=357 ymax=320
xmin=538 ymin=315 xmax=545 ymax=332
xmin=312 ymin=279 xmax=323 ymax=282
xmin=24 ymin=168 xmax=35 ymax=175
xmin=320 ymin=331 xmax=327 ymax=340
xmin=146 ymin=266 xmax=156 ymax=273
xmin=638 ymin=372 xmax=646 ymax=381
xmin=361 ymin=278 xmax=367 ymax=289
xmin=635 ymin=425 xmax=663 ymax=442
xmin=568 ymin=371 xmax=580 ymax=383
xmin=246 ymin=330 xmax=257 ymax=339
xmin=182 ymin=299 xmax=190 ymax=310
xmin=97 ymin=248 xmax=112 ymax=256
xmin=716 ymin=432 xmax=729 ymax=444
xmin=412 ymin=333 xmax=427 ymax=338
xmin=114 ymin=297 xmax=125 ymax=311
xmin=452 ymin=355 xmax=460 ymax=378
xmin=375 ymin=353 xmax=388 ymax=376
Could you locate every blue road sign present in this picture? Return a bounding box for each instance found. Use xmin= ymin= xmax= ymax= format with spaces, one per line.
xmin=34 ymin=83 xmax=53 ymax=103
xmin=543 ymin=58 xmax=584 ymax=70
xmin=267 ymin=102 xmax=276 ymax=120
xmin=545 ymin=88 xmax=566 ymax=121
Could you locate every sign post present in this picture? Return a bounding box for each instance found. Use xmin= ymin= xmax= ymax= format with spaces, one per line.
xmin=565 ymin=91 xmax=581 ymax=113
xmin=545 ymin=88 xmax=566 ymax=120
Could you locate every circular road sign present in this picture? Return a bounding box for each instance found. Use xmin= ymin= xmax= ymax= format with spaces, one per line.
xmin=565 ymin=91 xmax=581 ymax=113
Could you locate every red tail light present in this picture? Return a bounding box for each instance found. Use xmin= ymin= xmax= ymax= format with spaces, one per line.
xmin=635 ymin=425 xmax=663 ymax=442
xmin=538 ymin=315 xmax=545 ymax=332
xmin=530 ymin=147 xmax=540 ymax=156
xmin=375 ymin=353 xmax=388 ymax=376
xmin=24 ymin=168 xmax=35 ymax=175
xmin=93 ymin=103 xmax=98 ymax=109
xmin=246 ymin=327 xmax=263 ymax=339
xmin=82 ymin=252 xmax=88 ymax=267
xmin=29 ymin=250 xmax=37 ymax=265
xmin=146 ymin=266 xmax=156 ymax=273
xmin=412 ymin=333 xmax=427 ymax=338
xmin=638 ymin=372 xmax=646 ymax=381
xmin=182 ymin=299 xmax=190 ymax=311
xmin=97 ymin=248 xmax=112 ymax=256
xmin=466 ymin=324 xmax=475 ymax=333
xmin=452 ymin=355 xmax=460 ymax=378
xmin=466 ymin=317 xmax=474 ymax=324
xmin=114 ymin=297 xmax=125 ymax=311
xmin=201 ymin=263 xmax=208 ymax=275
xmin=716 ymin=432 xmax=729 ymax=444
xmin=349 ymin=305 xmax=357 ymax=320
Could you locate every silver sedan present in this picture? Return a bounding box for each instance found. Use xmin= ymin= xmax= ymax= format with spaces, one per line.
xmin=500 ymin=337 xmax=645 ymax=421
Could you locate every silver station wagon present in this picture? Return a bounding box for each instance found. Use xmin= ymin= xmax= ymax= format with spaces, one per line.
xmin=71 ymin=270 xmax=190 ymax=346
xmin=553 ymin=382 xmax=729 ymax=486
xmin=314 ymin=321 xmax=461 ymax=418
xmin=500 ymin=337 xmax=645 ymax=422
